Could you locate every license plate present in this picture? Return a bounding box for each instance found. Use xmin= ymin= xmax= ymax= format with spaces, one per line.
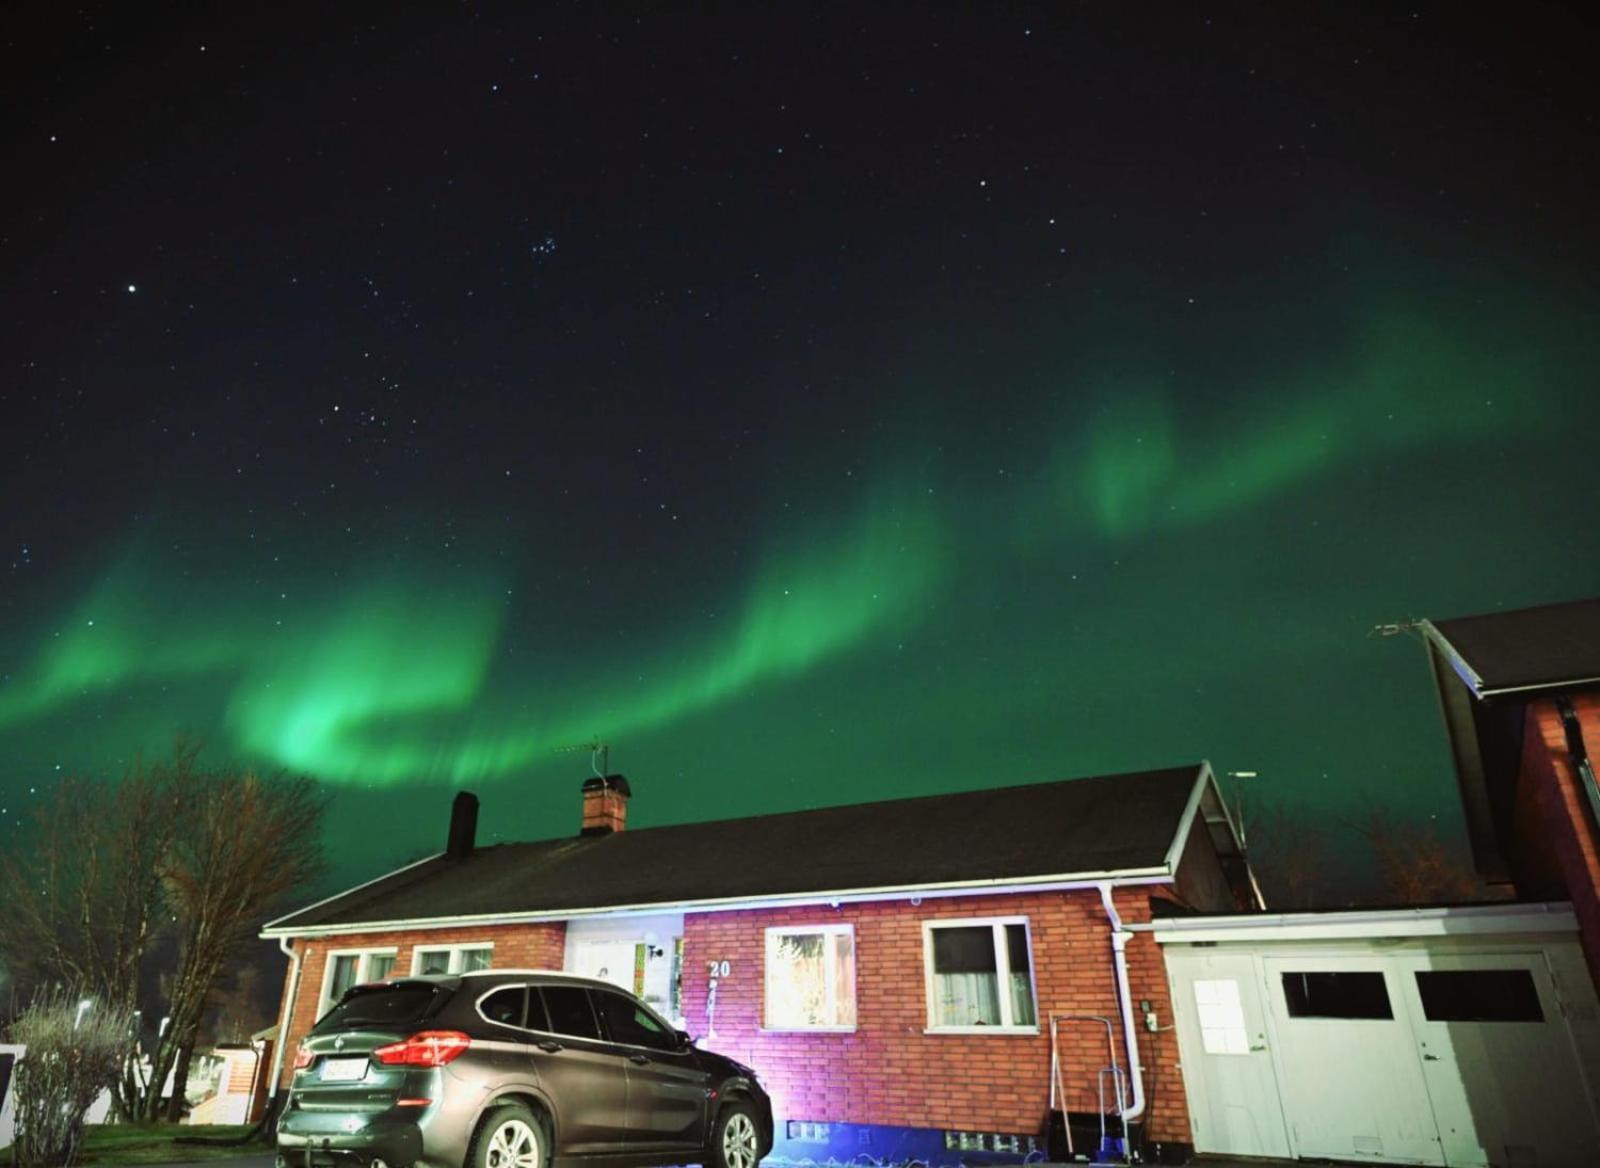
xmin=319 ymin=1057 xmax=369 ymax=1082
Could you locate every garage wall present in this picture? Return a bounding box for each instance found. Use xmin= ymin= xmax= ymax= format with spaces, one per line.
xmin=1162 ymin=917 xmax=1600 ymax=1165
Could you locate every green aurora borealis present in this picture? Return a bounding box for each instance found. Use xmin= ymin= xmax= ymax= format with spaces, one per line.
xmin=7 ymin=2 xmax=1600 ymax=894
xmin=5 ymin=278 xmax=1597 ymax=884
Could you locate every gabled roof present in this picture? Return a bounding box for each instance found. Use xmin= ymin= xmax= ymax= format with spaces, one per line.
xmin=1417 ymin=597 xmax=1600 ymax=883
xmin=1421 ymin=597 xmax=1600 ymax=700
xmin=264 ymin=764 xmax=1221 ymax=937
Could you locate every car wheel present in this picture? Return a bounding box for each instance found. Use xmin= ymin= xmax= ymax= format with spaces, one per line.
xmin=468 ymin=1105 xmax=546 ymax=1168
xmin=710 ymin=1103 xmax=762 ymax=1168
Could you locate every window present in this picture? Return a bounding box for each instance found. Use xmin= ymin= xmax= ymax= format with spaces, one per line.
xmin=1416 ymin=969 xmax=1544 ymax=1022
xmin=315 ymin=983 xmax=445 ymax=1033
xmin=540 ymin=985 xmax=601 ymax=1040
xmin=924 ymin=919 xmax=1037 ymax=1031
xmin=478 ymin=986 xmax=527 ymax=1028
xmin=525 ymin=985 xmax=551 ymax=1033
xmin=765 ymin=925 xmax=856 ymax=1030
xmin=1281 ymin=971 xmax=1392 ymax=1019
xmin=1192 ymin=979 xmax=1250 ymax=1055
xmin=320 ymin=949 xmax=398 ymax=1014
xmin=594 ymin=989 xmax=678 ymax=1051
xmin=411 ymin=943 xmax=493 ymax=975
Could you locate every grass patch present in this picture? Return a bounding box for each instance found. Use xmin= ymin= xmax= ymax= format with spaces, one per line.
xmin=4 ymin=1124 xmax=270 ymax=1167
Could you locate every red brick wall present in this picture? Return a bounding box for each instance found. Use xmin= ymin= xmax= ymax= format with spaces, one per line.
xmin=678 ymin=887 xmax=1189 ymax=1144
xmin=1529 ymin=695 xmax=1600 ymax=986
xmin=275 ymin=921 xmax=567 ymax=1087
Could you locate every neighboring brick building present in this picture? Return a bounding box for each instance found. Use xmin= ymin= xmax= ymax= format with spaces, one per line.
xmin=263 ymin=765 xmax=1255 ymax=1164
xmin=1419 ymin=597 xmax=1600 ymax=987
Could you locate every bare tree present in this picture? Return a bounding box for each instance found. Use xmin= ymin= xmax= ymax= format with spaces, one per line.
xmin=0 ymin=743 xmax=195 ymax=1012
xmin=1240 ymin=798 xmax=1337 ymax=910
xmin=142 ymin=769 xmax=325 ymax=1121
xmin=1355 ymin=808 xmax=1481 ymax=905
xmin=205 ymin=963 xmax=271 ymax=1047
xmin=0 ymin=740 xmax=325 ymax=1124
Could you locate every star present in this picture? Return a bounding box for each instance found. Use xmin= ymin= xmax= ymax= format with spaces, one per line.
xmin=127 ymin=284 xmax=137 ymax=293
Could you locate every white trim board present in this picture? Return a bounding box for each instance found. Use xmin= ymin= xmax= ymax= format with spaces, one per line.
xmin=262 ymin=871 xmax=1175 ymax=939
xmin=1145 ymin=901 xmax=1578 ymax=945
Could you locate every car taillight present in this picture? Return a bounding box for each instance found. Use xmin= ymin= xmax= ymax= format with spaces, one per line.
xmin=373 ymin=1031 xmax=472 ymax=1067
xmin=292 ymin=1044 xmax=314 ymax=1071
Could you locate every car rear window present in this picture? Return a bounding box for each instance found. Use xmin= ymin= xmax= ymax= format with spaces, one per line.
xmin=315 ymin=983 xmax=448 ymax=1032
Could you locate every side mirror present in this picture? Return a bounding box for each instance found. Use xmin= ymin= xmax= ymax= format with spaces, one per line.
xmin=675 ymin=1029 xmax=694 ymax=1050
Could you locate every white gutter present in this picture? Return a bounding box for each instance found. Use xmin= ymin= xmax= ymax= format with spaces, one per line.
xmin=264 ymin=935 xmax=305 ymax=1103
xmin=1138 ymin=900 xmax=1578 ymax=944
xmin=1096 ymin=882 xmax=1146 ymax=1124
xmin=261 ymin=869 xmax=1175 ymax=940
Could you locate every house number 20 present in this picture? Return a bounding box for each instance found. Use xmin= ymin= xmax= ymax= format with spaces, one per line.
xmin=707 ymin=960 xmax=731 ymax=977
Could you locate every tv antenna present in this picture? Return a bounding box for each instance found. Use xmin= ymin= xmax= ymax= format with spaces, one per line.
xmin=555 ymin=739 xmax=610 ymax=777
xmin=1371 ymin=620 xmax=1420 ymax=639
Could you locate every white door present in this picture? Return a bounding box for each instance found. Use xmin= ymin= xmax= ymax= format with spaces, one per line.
xmin=1168 ymin=953 xmax=1292 ymax=1158
xmin=1396 ymin=952 xmax=1600 ymax=1168
xmin=570 ymin=939 xmax=643 ymax=995
xmin=1265 ymin=955 xmax=1443 ymax=1165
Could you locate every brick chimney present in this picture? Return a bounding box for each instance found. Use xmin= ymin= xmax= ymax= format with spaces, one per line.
xmin=580 ymin=774 xmax=631 ymax=836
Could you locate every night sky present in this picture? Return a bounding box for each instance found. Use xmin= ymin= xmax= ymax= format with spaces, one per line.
xmin=4 ymin=3 xmax=1598 ymax=891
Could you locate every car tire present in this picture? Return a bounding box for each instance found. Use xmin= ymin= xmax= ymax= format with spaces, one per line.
xmin=468 ymin=1104 xmax=547 ymax=1168
xmin=710 ymin=1102 xmax=762 ymax=1168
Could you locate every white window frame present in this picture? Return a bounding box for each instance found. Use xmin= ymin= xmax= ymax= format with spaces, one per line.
xmin=318 ymin=948 xmax=398 ymax=1015
xmin=922 ymin=916 xmax=1039 ymax=1034
xmin=763 ymin=924 xmax=857 ymax=1033
xmin=410 ymin=942 xmax=494 ymax=976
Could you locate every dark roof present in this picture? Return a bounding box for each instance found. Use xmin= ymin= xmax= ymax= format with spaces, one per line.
xmin=266 ymin=765 xmax=1206 ymax=934
xmin=1422 ymin=597 xmax=1600 ymax=699
xmin=1417 ymin=597 xmax=1600 ymax=884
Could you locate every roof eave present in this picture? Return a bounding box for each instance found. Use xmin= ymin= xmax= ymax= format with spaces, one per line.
xmin=259 ymin=865 xmax=1177 ymax=940
xmin=1421 ymin=633 xmax=1513 ymax=882
xmin=1418 ymin=618 xmax=1600 ymax=701
xmin=261 ymin=850 xmax=447 ymax=934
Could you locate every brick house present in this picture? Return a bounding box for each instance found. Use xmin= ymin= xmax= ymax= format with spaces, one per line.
xmin=1418 ymin=596 xmax=1600 ymax=985
xmin=262 ymin=764 xmax=1254 ymax=1164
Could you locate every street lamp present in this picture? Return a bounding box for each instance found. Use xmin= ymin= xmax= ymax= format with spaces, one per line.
xmin=75 ymin=998 xmax=93 ymax=1030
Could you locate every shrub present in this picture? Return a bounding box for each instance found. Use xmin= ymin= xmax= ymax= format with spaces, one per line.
xmin=7 ymin=990 xmax=134 ymax=1168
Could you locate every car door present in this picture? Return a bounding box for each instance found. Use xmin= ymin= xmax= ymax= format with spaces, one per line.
xmin=590 ymin=988 xmax=708 ymax=1153
xmin=530 ymin=984 xmax=632 ymax=1156
xmin=468 ymin=984 xmax=543 ymax=1097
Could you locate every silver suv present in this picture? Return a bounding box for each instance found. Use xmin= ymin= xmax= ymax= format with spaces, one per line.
xmin=276 ymin=970 xmax=772 ymax=1168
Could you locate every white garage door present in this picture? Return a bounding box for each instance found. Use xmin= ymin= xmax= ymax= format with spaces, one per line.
xmin=1267 ymin=954 xmax=1444 ymax=1164
xmin=1166 ymin=927 xmax=1600 ymax=1167
xmin=1395 ymin=952 xmax=1597 ymax=1168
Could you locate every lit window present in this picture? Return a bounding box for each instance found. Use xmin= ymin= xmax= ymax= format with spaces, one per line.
xmin=412 ymin=944 xmax=493 ymax=975
xmin=320 ymin=949 xmax=398 ymax=1015
xmin=924 ymin=919 xmax=1037 ymax=1031
xmin=1192 ymin=979 xmax=1250 ymax=1055
xmin=765 ymin=926 xmax=856 ymax=1030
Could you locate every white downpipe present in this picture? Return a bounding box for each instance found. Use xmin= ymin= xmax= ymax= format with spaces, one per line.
xmin=265 ymin=936 xmax=305 ymax=1102
xmin=1097 ymin=882 xmax=1147 ymax=1122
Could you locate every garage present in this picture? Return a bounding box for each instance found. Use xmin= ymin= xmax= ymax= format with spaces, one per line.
xmin=1151 ymin=902 xmax=1600 ymax=1166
